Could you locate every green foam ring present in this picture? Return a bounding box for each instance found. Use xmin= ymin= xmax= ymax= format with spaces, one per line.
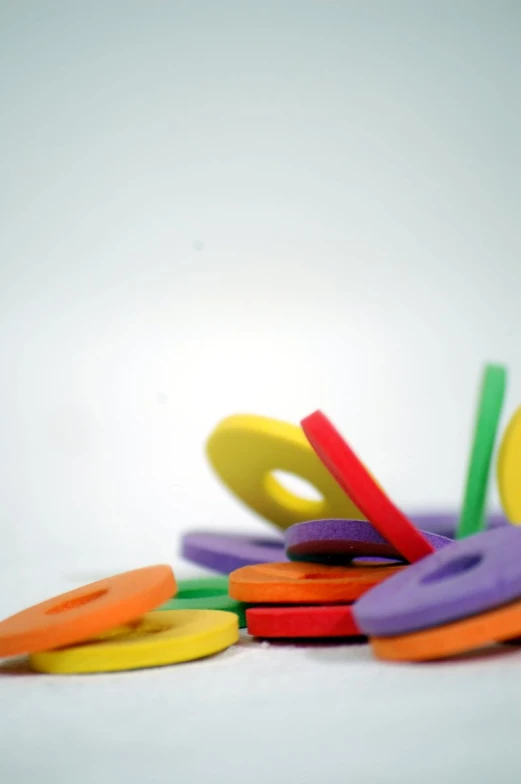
xmin=157 ymin=576 xmax=248 ymax=627
xmin=456 ymin=363 xmax=507 ymax=539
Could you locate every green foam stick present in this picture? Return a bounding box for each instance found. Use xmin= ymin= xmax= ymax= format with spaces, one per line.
xmin=456 ymin=363 xmax=507 ymax=539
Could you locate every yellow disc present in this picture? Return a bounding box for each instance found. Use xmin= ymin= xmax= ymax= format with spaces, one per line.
xmin=497 ymin=405 xmax=521 ymax=524
xmin=206 ymin=414 xmax=364 ymax=531
xmin=29 ymin=610 xmax=239 ymax=674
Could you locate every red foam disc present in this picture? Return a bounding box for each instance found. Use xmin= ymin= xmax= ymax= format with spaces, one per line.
xmin=301 ymin=411 xmax=435 ymax=563
xmin=246 ymin=604 xmax=364 ymax=638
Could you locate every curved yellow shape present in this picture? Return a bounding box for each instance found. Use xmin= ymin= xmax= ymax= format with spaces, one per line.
xmin=29 ymin=610 xmax=239 ymax=674
xmin=206 ymin=414 xmax=363 ymax=531
xmin=497 ymin=405 xmax=521 ymax=524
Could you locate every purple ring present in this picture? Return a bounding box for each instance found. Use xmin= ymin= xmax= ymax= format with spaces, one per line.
xmin=181 ymin=531 xmax=287 ymax=574
xmin=409 ymin=511 xmax=508 ymax=539
xmin=353 ymin=525 xmax=521 ymax=637
xmin=285 ymin=518 xmax=452 ymax=564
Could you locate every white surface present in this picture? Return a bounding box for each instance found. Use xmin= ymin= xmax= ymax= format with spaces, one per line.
xmin=1 ymin=560 xmax=521 ymax=784
xmin=2 ymin=2 xmax=521 ymax=782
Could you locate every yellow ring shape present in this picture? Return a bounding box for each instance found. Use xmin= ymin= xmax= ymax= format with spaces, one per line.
xmin=29 ymin=610 xmax=239 ymax=674
xmin=497 ymin=405 xmax=521 ymax=524
xmin=206 ymin=414 xmax=364 ymax=531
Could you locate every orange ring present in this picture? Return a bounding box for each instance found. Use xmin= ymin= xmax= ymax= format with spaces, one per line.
xmin=229 ymin=561 xmax=404 ymax=604
xmin=0 ymin=565 xmax=176 ymax=658
xmin=370 ymin=597 xmax=521 ymax=662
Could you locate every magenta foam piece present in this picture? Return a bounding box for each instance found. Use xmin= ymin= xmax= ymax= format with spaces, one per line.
xmin=285 ymin=518 xmax=451 ymax=564
xmin=353 ymin=526 xmax=521 ymax=637
xmin=181 ymin=532 xmax=287 ymax=574
xmin=410 ymin=511 xmax=508 ymax=539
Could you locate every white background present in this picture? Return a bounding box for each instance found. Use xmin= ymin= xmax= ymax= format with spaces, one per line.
xmin=1 ymin=2 xmax=521 ymax=782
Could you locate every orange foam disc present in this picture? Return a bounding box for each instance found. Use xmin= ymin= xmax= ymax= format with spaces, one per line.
xmin=229 ymin=561 xmax=404 ymax=604
xmin=0 ymin=565 xmax=176 ymax=658
xmin=370 ymin=597 xmax=521 ymax=662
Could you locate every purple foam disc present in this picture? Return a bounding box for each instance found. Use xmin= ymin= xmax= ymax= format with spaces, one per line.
xmin=353 ymin=525 xmax=521 ymax=637
xmin=409 ymin=511 xmax=508 ymax=539
xmin=181 ymin=531 xmax=287 ymax=574
xmin=285 ymin=518 xmax=452 ymax=564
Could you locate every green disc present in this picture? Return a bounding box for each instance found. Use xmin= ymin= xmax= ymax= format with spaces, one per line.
xmin=456 ymin=364 xmax=507 ymax=539
xmin=157 ymin=576 xmax=247 ymax=627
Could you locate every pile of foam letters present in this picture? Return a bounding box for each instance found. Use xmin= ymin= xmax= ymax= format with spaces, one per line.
xmin=2 ymin=362 xmax=521 ymax=673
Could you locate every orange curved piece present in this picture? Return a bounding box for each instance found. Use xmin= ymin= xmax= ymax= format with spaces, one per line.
xmin=371 ymin=598 xmax=521 ymax=662
xmin=0 ymin=565 xmax=176 ymax=658
xmin=229 ymin=561 xmax=404 ymax=604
